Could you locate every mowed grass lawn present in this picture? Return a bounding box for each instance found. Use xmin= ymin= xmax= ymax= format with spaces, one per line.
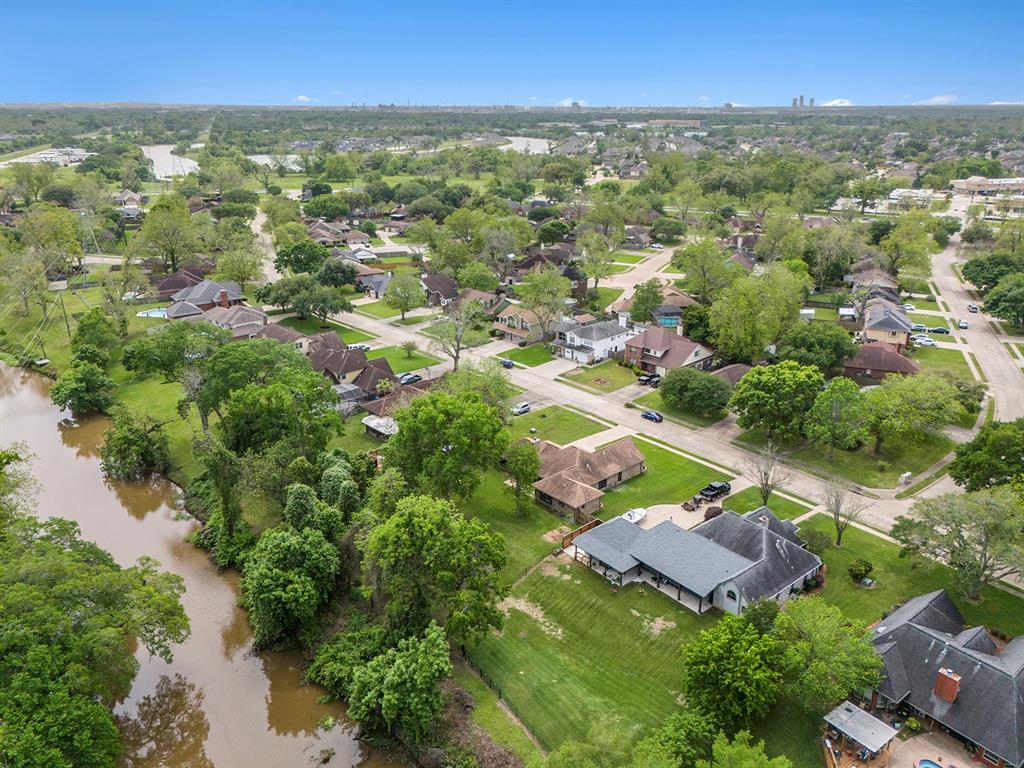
xmin=594 ymin=286 xmax=624 ymax=310
xmin=508 ymin=406 xmax=608 ymax=445
xmin=910 ymin=346 xmax=974 ymax=379
xmin=469 ymin=562 xmax=716 ymax=750
xmin=366 ymin=345 xmax=439 ymax=374
xmin=276 ymin=316 xmax=375 ymax=344
xmin=633 ymin=389 xmax=728 ymax=428
xmin=907 ymin=312 xmax=950 ymax=329
xmin=610 ymin=251 xmax=647 ymax=264
xmin=800 ymin=515 xmax=1024 ymax=636
xmin=600 ymin=439 xmax=732 ymax=519
xmin=561 ymin=360 xmax=638 ymax=392
xmin=722 ymin=486 xmax=812 ymax=520
xmin=503 ymin=344 xmax=555 ymax=367
xmin=461 ymin=471 xmax=561 ymax=583
xmin=355 ymin=300 xmax=401 ymax=318
xmin=734 ymin=429 xmax=954 ymax=489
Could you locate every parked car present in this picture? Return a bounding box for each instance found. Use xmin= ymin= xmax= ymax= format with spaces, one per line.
xmin=967 ymin=303 xmax=979 ymax=313
xmin=511 ymin=402 xmax=531 ymax=416
xmin=349 ymin=343 xmax=371 ymax=351
xmin=914 ymin=337 xmax=938 ymax=347
xmin=958 ymin=319 xmax=969 ymax=329
xmin=902 ymin=303 xmax=917 ymax=311
xmin=640 ymin=410 xmax=663 ymax=423
xmin=911 ymin=323 xmax=928 ymax=332
xmin=647 ymin=375 xmax=662 ymax=388
xmin=636 ymin=374 xmax=653 ymax=385
xmin=399 ymin=373 xmax=422 ymax=385
xmin=928 ymin=326 xmax=950 ymax=335
xmin=651 ymin=243 xmax=664 ymax=250
xmin=699 ymin=481 xmax=731 ymax=501
xmin=499 ymin=358 xmax=515 ymax=369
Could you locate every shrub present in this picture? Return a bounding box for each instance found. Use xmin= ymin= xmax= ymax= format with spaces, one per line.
xmin=848 ymin=558 xmax=874 ymax=582
xmin=266 ymin=184 xmax=282 ymax=196
xmin=660 ymin=367 xmax=732 ymax=416
xmin=803 ymin=529 xmax=832 ymax=556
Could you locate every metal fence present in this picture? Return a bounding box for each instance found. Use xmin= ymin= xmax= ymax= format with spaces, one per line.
xmin=461 ymin=649 xmax=548 ymax=751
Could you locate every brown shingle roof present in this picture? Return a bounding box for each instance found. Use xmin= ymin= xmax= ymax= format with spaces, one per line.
xmin=626 ymin=327 xmax=710 ymax=370
xmin=845 ymin=341 xmax=920 ymax=374
xmin=257 ymin=323 xmax=305 ymax=344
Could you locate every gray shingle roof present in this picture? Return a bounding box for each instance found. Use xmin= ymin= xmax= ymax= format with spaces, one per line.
xmin=872 ymin=590 xmax=1024 ymax=766
xmin=572 ymin=517 xmax=642 ymax=573
xmin=631 ymin=520 xmax=753 ymax=595
xmin=170 ymin=279 xmax=242 ymax=305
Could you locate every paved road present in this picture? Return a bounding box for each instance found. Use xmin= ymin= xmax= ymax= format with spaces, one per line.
xmin=250 ymin=209 xmax=282 ymax=283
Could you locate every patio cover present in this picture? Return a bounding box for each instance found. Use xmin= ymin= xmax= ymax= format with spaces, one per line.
xmin=824 ymin=702 xmax=898 ymax=754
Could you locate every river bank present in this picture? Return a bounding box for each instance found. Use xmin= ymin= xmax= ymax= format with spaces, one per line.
xmin=0 ymin=363 xmax=394 ymax=768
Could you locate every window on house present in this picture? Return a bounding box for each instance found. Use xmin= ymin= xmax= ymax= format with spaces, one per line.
xmin=726 ymin=590 xmax=737 ymax=601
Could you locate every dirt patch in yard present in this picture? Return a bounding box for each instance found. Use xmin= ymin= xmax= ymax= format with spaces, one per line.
xmin=539 ymin=561 xmax=571 ymax=580
xmin=543 ymin=526 xmax=570 ymax=543
xmin=500 ymin=597 xmax=564 ymax=639
xmin=630 ymin=609 xmax=677 ymax=637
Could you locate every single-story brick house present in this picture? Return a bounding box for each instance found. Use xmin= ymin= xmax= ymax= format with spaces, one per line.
xmin=531 ymin=437 xmax=646 ymax=521
xmin=843 ymin=341 xmax=920 ymax=381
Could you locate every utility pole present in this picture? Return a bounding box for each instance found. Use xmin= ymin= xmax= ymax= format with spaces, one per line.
xmin=59 ymin=292 xmax=72 ymax=343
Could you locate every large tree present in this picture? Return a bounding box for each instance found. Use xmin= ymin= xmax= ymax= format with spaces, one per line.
xmin=50 ymin=361 xmax=116 ymax=415
xmin=629 ymin=278 xmax=664 ymax=324
xmin=15 ymin=202 xmax=84 ymax=274
xmin=862 ymin=373 xmax=963 ymax=454
xmin=892 ymin=487 xmax=1024 ymax=600
xmin=672 ymin=239 xmax=740 ymax=304
xmin=578 ymin=232 xmax=616 ymax=290
xmin=949 ymin=418 xmax=1024 ymax=491
xmin=273 ymin=237 xmax=329 ymax=274
xmin=962 ymin=251 xmax=1024 ymax=294
xmin=504 ymin=440 xmax=540 ymax=517
xmin=878 ymin=210 xmax=935 ymax=277
xmin=241 ymin=526 xmax=340 ymax=648
xmin=709 ymin=265 xmax=805 ymax=362
xmin=696 ymin=731 xmax=792 ymax=768
xmin=128 ymin=195 xmax=197 ymax=273
xmin=384 ymin=391 xmax=509 ymax=499
xmin=383 ymin=268 xmax=425 ymax=320
xmin=819 ymin=482 xmax=870 ymax=546
xmin=984 ymin=273 xmax=1024 ymax=330
xmin=804 ymin=377 xmax=867 ymax=456
xmin=777 ymin=322 xmax=857 ymax=373
xmin=680 ymin=614 xmax=781 ymax=728
xmin=660 ymin=367 xmax=732 ymax=416
xmin=728 ymin=361 xmax=824 ymax=439
xmin=516 ymin=267 xmax=572 ymax=340
xmin=427 ymin=299 xmax=488 ymax=371
xmin=772 ymin=597 xmax=881 ymax=712
xmin=362 ymin=495 xmax=506 ymax=645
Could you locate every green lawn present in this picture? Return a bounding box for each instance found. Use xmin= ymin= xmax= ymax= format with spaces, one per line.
xmin=909 ymin=346 xmax=974 ymax=379
xmin=452 ymin=666 xmax=543 ymax=765
xmin=355 ymin=300 xmax=401 ymax=319
xmin=600 ymin=439 xmax=731 ymax=519
xmin=328 ymin=418 xmax=383 ymax=455
xmin=276 ymin=316 xmax=375 ymax=344
xmin=560 ymin=360 xmax=638 ymax=393
xmin=508 ymin=406 xmax=607 ymax=445
xmin=722 ymin=487 xmax=812 ymax=520
xmin=393 ymin=316 xmax=426 ymax=326
xmin=734 ymin=429 xmax=954 ymax=489
xmin=633 ymin=390 xmax=728 ymax=429
xmin=812 ymin=307 xmax=839 ymax=321
xmin=593 ymin=286 xmax=624 ymax=311
xmin=607 ymin=264 xmax=633 ymax=274
xmin=365 ymin=345 xmax=440 ymax=374
xmin=903 ymin=297 xmax=941 ymax=312
xmin=610 ymin=251 xmax=647 ymax=264
xmin=800 ymin=515 xmax=1024 ymax=636
xmin=906 ymin=312 xmax=950 ymax=329
xmin=469 ymin=562 xmax=715 ymax=750
xmin=503 ymin=344 xmax=555 ymax=367
xmin=461 ymin=471 xmax=561 ymax=583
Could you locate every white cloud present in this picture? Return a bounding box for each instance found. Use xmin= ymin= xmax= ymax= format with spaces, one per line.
xmin=293 ymin=95 xmax=317 ymax=103
xmin=990 ymin=100 xmax=1024 ymax=105
xmin=330 ymin=90 xmax=342 ymax=96
xmin=697 ymin=95 xmax=710 ymax=103
xmin=528 ymin=96 xmax=537 ymax=102
xmin=913 ymin=95 xmax=957 ymax=105
xmin=821 ymin=98 xmax=853 ymax=107
xmin=557 ymin=97 xmax=586 ymax=107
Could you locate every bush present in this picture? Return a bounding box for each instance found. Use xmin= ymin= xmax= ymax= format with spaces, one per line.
xmin=802 ymin=529 xmax=832 ymax=556
xmin=99 ymin=409 xmax=168 ymax=480
xmin=267 ymin=184 xmax=282 ymax=196
xmin=848 ymin=558 xmax=874 ymax=583
xmin=659 ymin=367 xmax=732 ymax=416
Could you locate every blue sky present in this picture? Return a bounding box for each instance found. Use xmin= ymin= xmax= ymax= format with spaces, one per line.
xmin=1 ymin=0 xmax=1021 ymax=107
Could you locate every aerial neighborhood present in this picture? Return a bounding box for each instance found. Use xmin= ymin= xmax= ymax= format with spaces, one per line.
xmin=1 ymin=26 xmax=1024 ymax=768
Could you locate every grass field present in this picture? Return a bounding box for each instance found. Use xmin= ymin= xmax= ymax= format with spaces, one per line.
xmin=906 ymin=312 xmax=950 ymax=328
xmin=469 ymin=562 xmax=715 ymax=750
xmin=593 ymin=286 xmax=624 ymax=310
xmin=366 ymin=345 xmax=439 ymax=374
xmin=599 ymin=438 xmax=731 ymax=519
xmin=610 ymin=252 xmax=647 ymax=264
xmin=354 ymin=300 xmax=401 ymax=319
xmin=722 ymin=487 xmax=812 ymax=520
xmin=276 ymin=316 xmax=375 ymax=344
xmin=902 ymin=297 xmax=941 ymax=312
xmin=910 ymin=346 xmax=974 ymax=379
xmin=329 ymin=417 xmax=383 ymax=455
xmin=508 ymin=405 xmax=607 ymax=445
xmin=734 ymin=429 xmax=954 ymax=489
xmin=503 ymin=344 xmax=555 ymax=367
xmin=561 ymin=360 xmax=637 ymax=393
xmin=607 ymin=264 xmax=633 ymax=274
xmin=633 ymin=390 xmax=728 ymax=428
xmin=461 ymin=471 xmax=560 ymax=583
xmin=452 ymin=666 xmax=543 ymax=764
xmin=812 ymin=307 xmax=840 ymax=321
xmin=800 ymin=515 xmax=1024 ymax=636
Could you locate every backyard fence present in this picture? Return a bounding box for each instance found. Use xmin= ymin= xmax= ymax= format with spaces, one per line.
xmin=460 ymin=648 xmax=549 ymax=752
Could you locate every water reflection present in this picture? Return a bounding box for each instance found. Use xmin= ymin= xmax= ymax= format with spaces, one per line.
xmin=118 ymin=675 xmax=215 ymax=768
xmin=108 ymin=476 xmax=171 ymax=520
xmin=58 ymin=416 xmax=103 ymax=458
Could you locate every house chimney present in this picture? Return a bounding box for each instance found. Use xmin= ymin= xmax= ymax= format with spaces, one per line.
xmin=933 ymin=667 xmax=960 ymax=703
xmin=218 ymin=289 xmax=230 ymax=309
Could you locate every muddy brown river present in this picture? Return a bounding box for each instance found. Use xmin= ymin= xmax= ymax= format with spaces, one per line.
xmin=0 ymin=365 xmax=396 ymax=768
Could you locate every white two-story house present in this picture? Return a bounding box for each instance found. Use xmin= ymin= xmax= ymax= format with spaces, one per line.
xmin=551 ymin=319 xmax=638 ymax=364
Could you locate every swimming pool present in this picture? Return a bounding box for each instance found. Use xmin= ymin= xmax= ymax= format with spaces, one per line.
xmin=918 ymin=760 xmax=943 ymax=768
xmin=136 ymin=307 xmax=168 ymax=318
